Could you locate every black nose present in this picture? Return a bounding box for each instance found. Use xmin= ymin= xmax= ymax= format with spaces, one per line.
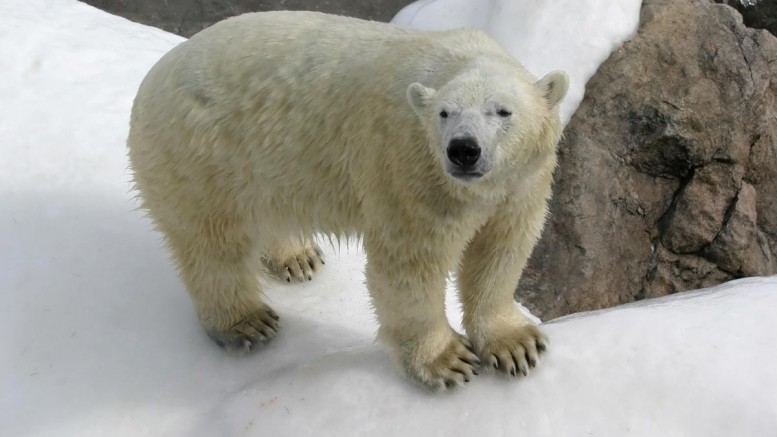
xmin=447 ymin=137 xmax=481 ymax=167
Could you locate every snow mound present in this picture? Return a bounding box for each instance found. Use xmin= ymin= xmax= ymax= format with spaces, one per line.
xmin=392 ymin=0 xmax=642 ymax=126
xmin=194 ymin=278 xmax=777 ymax=437
xmin=2 ymin=1 xmax=776 ymax=436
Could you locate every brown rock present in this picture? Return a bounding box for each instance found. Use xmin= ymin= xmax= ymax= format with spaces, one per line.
xmin=661 ymin=162 xmax=742 ymax=254
xmin=741 ymin=230 xmax=777 ymax=276
xmin=717 ymin=0 xmax=777 ymax=36
xmin=644 ymin=246 xmax=733 ymax=299
xmin=746 ymin=133 xmax=777 ymax=241
xmin=517 ymin=0 xmax=777 ymax=319
xmin=704 ymin=182 xmax=758 ymax=274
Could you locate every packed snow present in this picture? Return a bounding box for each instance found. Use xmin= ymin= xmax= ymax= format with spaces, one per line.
xmin=393 ymin=0 xmax=642 ymax=126
xmin=2 ymin=0 xmax=776 ymax=436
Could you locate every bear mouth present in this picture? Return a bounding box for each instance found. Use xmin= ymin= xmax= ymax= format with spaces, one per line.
xmin=449 ymin=171 xmax=484 ymax=181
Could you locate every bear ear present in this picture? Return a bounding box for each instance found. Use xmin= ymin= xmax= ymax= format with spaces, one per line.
xmin=407 ymin=83 xmax=436 ymax=114
xmin=535 ymin=70 xmax=569 ymax=108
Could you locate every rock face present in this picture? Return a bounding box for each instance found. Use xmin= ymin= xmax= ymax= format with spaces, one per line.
xmin=79 ymin=0 xmax=414 ymax=37
xmin=517 ymin=0 xmax=777 ymax=319
xmin=717 ymin=0 xmax=777 ymax=36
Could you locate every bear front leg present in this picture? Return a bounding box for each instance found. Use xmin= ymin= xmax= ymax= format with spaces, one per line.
xmin=364 ymin=235 xmax=481 ymax=392
xmin=458 ymin=205 xmax=549 ymax=379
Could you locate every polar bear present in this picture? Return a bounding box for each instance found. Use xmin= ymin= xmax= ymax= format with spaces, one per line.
xmin=128 ymin=11 xmax=568 ymax=391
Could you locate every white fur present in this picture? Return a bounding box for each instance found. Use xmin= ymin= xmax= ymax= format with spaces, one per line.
xmin=128 ymin=11 xmax=568 ymax=391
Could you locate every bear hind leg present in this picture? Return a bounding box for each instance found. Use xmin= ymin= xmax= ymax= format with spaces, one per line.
xmin=163 ymin=215 xmax=280 ymax=354
xmin=262 ymin=236 xmax=325 ymax=283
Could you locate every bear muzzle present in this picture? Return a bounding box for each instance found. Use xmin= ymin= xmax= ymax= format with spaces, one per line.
xmin=446 ymin=137 xmax=485 ymax=180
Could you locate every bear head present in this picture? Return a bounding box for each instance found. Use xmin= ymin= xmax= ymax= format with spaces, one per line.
xmin=407 ymin=61 xmax=568 ymax=189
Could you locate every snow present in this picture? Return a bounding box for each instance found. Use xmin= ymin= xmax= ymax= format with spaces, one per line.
xmin=1 ymin=0 xmax=776 ymax=436
xmin=392 ymin=0 xmax=642 ymax=126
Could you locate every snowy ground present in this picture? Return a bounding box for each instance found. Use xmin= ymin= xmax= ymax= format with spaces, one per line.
xmin=2 ymin=0 xmax=776 ymax=436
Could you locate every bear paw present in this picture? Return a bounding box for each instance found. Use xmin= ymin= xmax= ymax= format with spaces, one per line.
xmin=265 ymin=242 xmax=325 ymax=283
xmin=403 ymin=334 xmax=482 ymax=392
xmin=206 ymin=306 xmax=280 ymax=354
xmin=478 ymin=324 xmax=548 ymax=378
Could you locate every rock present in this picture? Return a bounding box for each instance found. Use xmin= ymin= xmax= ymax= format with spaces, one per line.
xmin=644 ymin=246 xmax=733 ymax=299
xmin=79 ymin=0 xmax=415 ymax=37
xmin=517 ymin=0 xmax=777 ymax=319
xmin=705 ymin=182 xmax=758 ymax=274
xmin=716 ymin=0 xmax=777 ymax=36
xmin=661 ymin=162 xmax=742 ymax=254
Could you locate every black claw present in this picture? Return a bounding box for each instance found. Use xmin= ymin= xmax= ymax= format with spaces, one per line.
xmin=269 ymin=312 xmax=280 ymax=321
xmin=247 ymin=321 xmax=263 ymax=333
xmin=286 ymin=278 xmax=291 ymax=283
xmin=493 ymin=357 xmax=500 ymax=369
xmin=444 ymin=379 xmax=454 ymax=388
xmin=255 ymin=323 xmax=272 ymax=333
xmin=451 ymin=368 xmax=467 ymax=376
xmin=458 ymin=356 xmax=477 ymax=367
xmin=307 ymin=275 xmax=312 ymax=281
xmin=537 ymin=342 xmax=547 ymax=353
xmin=464 ymin=378 xmax=470 ymax=383
xmin=510 ymin=367 xmax=516 ymax=377
xmin=216 ymin=340 xmax=226 ymax=348
xmin=528 ymin=358 xmax=537 ymax=368
xmin=472 ymin=370 xmax=479 ymax=376
xmin=510 ymin=352 xmax=520 ymax=376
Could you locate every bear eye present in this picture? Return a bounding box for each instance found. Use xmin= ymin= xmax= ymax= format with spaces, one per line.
xmin=439 ymin=110 xmax=448 ymax=119
xmin=497 ymin=109 xmax=512 ymax=117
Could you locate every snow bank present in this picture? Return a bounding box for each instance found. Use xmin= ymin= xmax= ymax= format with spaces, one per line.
xmin=1 ymin=1 xmax=776 ymax=436
xmin=392 ymin=0 xmax=642 ymax=126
